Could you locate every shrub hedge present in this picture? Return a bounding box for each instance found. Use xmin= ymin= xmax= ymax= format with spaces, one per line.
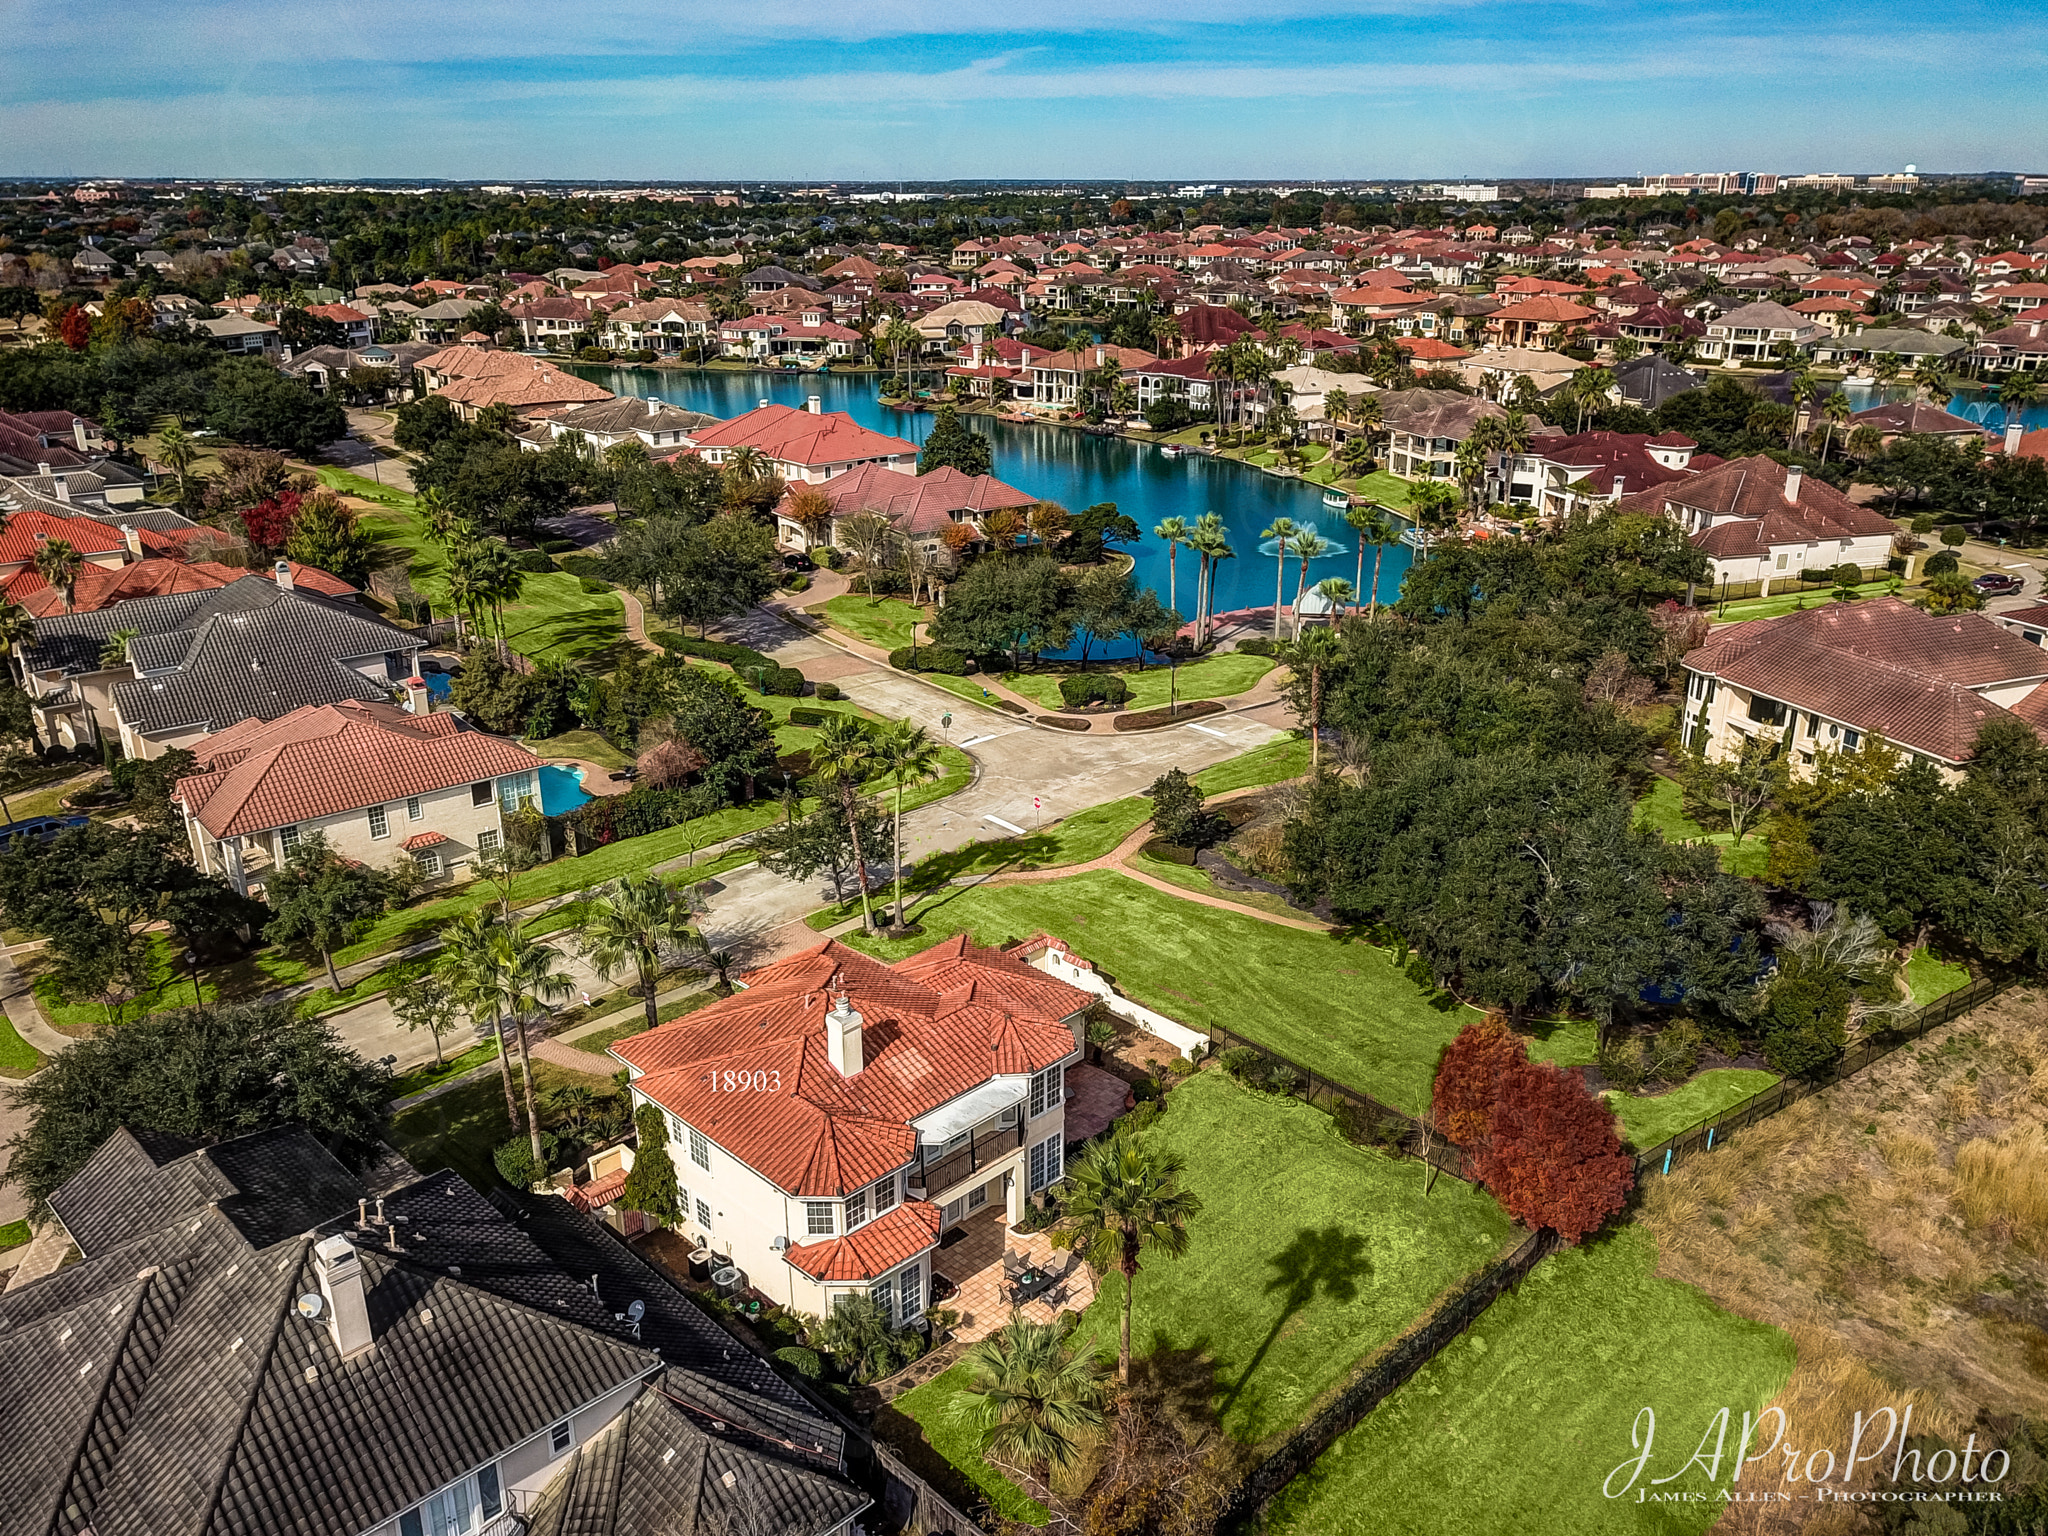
xmin=887 ymin=644 xmax=971 ymax=675
xmin=513 ymin=549 xmax=558 ymax=574
xmin=538 ymin=537 xmax=579 ymax=554
xmin=1235 ymin=638 xmax=1279 ymax=657
xmin=659 ymin=635 xmax=775 ymax=673
xmin=815 ymin=682 xmax=842 ymax=702
xmin=1057 ymin=673 xmax=1130 ymax=708
xmin=551 ymin=783 xmax=722 ymax=848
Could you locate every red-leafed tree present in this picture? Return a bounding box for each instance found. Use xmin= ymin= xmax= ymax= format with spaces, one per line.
xmin=239 ymin=489 xmax=302 ymax=555
xmin=57 ymin=304 xmax=92 ymax=352
xmin=1431 ymin=1013 xmax=1527 ymax=1148
xmin=1469 ymin=1059 xmax=1634 ymax=1245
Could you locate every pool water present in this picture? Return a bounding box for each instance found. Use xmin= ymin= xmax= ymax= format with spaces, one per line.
xmin=538 ymin=763 xmax=592 ymax=816
xmin=423 ymin=672 xmax=453 ymax=701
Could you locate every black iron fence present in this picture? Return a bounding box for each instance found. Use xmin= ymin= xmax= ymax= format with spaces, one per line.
xmin=1631 ymin=974 xmax=2007 ymax=1178
xmin=1224 ymin=1227 xmax=1555 ymax=1524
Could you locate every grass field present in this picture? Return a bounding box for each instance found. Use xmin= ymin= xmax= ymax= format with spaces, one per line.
xmin=897 ymin=1073 xmax=1514 ymax=1509
xmin=817 ymin=595 xmax=926 ymax=650
xmin=0 ymin=1218 xmax=31 ymax=1250
xmin=522 ymin=728 xmax=633 ymax=772
xmin=1710 ymin=578 xmax=1901 ymax=626
xmin=0 ymin=1014 xmax=42 ymax=1077
xmin=389 ymin=1039 xmax=499 ymax=1101
xmin=1903 ymin=947 xmax=1970 ymax=1006
xmin=389 ymin=1056 xmax=617 ymax=1192
xmin=1264 ymin=1225 xmax=1795 ymax=1536
xmin=894 ymin=1360 xmax=1052 ymax=1526
xmin=1123 ymin=845 xmax=1304 ymax=921
xmin=1001 ymin=652 xmax=1275 ymax=713
xmin=1605 ymin=1068 xmax=1781 ymax=1150
xmin=1632 ymin=775 xmax=1769 ymax=878
xmin=843 ymin=870 xmax=1477 ymax=1113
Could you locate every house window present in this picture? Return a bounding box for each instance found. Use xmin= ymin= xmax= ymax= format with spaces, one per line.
xmin=407 ymin=796 xmax=422 ymax=821
xmin=1843 ymin=729 xmax=1862 ymax=749
xmin=550 ymin=1421 xmax=573 ymax=1455
xmin=897 ymin=1262 xmax=923 ymax=1323
xmin=472 ymin=781 xmax=493 ymax=807
xmin=689 ymin=1127 xmax=710 ymax=1170
xmin=844 ymin=1189 xmax=867 ymax=1229
xmin=695 ymin=1198 xmax=712 ymax=1228
xmin=278 ymin=825 xmax=300 ymax=856
xmin=477 ymin=830 xmax=500 ymax=854
xmin=870 ymin=1275 xmax=895 ymax=1319
xmin=1029 ymin=1063 xmax=1064 ymax=1119
xmin=1746 ymin=696 xmax=1787 ymax=727
xmin=1028 ymin=1134 xmax=1064 ymax=1194
xmin=805 ymin=1201 xmax=835 ymax=1236
xmin=967 ymin=1184 xmax=989 ymax=1211
xmin=498 ymin=773 xmax=537 ymax=814
xmin=413 ymin=850 xmax=442 ymax=878
xmin=368 ymin=805 xmax=389 ymax=839
xmin=872 ymin=1173 xmax=897 ymax=1215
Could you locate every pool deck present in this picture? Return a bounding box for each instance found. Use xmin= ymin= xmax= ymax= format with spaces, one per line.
xmin=543 ymin=757 xmax=633 ymax=806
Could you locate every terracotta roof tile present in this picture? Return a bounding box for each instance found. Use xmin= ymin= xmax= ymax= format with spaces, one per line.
xmin=784 ymin=1201 xmax=941 ymax=1282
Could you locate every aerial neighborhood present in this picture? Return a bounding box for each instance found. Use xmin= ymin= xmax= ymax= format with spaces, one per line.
xmin=0 ymin=169 xmax=2044 ymax=1536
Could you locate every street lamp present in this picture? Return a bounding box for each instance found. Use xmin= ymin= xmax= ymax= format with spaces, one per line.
xmin=183 ymin=949 xmax=202 ymax=1009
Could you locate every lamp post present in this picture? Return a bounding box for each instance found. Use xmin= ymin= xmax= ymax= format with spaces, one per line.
xmin=183 ymin=949 xmax=202 ymax=1009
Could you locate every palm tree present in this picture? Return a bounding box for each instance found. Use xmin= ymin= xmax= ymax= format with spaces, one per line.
xmin=1817 ymin=390 xmax=1852 ymax=462
xmin=1186 ymin=515 xmax=1234 ymax=647
xmin=156 ymin=422 xmax=197 ymax=503
xmin=1281 ymin=626 xmax=1344 ymax=769
xmin=1260 ymin=516 xmax=1297 ymax=640
xmin=836 ymin=511 xmax=898 ymax=598
xmin=1287 ymin=528 xmax=1334 ymax=638
xmin=1058 ymin=1126 xmax=1203 ymax=1386
xmin=1999 ymin=371 xmax=2041 ymax=435
xmin=1453 ymin=439 xmax=1490 ymax=511
xmin=497 ymin=927 xmax=574 ymax=1164
xmin=579 ymin=874 xmax=697 ymax=1034
xmin=961 ymin=1314 xmax=1106 ymax=1489
xmin=98 ymin=627 xmax=139 ymax=669
xmin=1345 ymin=506 xmax=1397 ymax=617
xmin=1153 ymin=516 xmax=1188 ymax=614
xmin=32 ymin=538 xmax=82 ymax=614
xmin=437 ymin=910 xmax=523 ymax=1138
xmin=809 ymin=713 xmax=880 ymax=932
xmin=871 ymin=718 xmax=942 ymax=930
xmin=1912 ymin=358 xmax=1954 ymax=405
xmin=1871 ymin=354 xmax=1903 ymax=393
xmin=0 ymin=602 xmax=36 ymax=685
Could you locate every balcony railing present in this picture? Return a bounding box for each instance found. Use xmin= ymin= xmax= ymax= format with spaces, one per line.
xmin=912 ymin=1118 xmax=1025 ymax=1199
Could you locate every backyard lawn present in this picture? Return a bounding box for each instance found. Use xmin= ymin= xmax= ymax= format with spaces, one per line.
xmin=388 ymin=1057 xmax=617 ymax=1193
xmin=1001 ymin=652 xmax=1275 ymax=713
xmin=1903 ymin=947 xmax=1970 ymax=1006
xmin=894 ymin=1362 xmax=1051 ymax=1526
xmin=1264 ymin=1226 xmax=1795 ymax=1536
xmin=896 ymin=1074 xmax=1515 ymax=1501
xmin=1709 ymin=579 xmax=1900 ymax=626
xmin=1604 ymin=1068 xmax=1780 ymax=1151
xmin=1632 ymin=775 xmax=1769 ymax=878
xmin=816 ymin=595 xmax=925 ymax=650
xmin=843 ymin=870 xmax=1478 ymax=1113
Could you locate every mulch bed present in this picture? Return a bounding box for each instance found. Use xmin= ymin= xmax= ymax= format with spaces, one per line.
xmin=1112 ymin=699 xmax=1226 ymax=731
xmin=1036 ymin=715 xmax=1091 ymax=731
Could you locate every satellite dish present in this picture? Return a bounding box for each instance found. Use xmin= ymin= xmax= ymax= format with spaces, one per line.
xmin=296 ymin=1293 xmax=325 ymax=1320
xmin=626 ymin=1300 xmax=646 ymax=1323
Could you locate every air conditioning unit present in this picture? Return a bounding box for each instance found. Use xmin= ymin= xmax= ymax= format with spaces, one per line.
xmin=770 ymin=1236 xmax=791 ymax=1252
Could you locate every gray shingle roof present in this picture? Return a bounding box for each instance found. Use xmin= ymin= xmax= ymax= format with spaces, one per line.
xmin=22 ymin=577 xmax=416 ymax=736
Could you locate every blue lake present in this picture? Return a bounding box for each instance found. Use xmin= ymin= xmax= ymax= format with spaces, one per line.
xmin=568 ymin=365 xmax=1414 ymax=625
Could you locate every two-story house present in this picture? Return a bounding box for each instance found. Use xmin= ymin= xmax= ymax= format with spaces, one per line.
xmin=4 ymin=1122 xmax=869 ymax=1536
xmin=681 ymin=401 xmax=917 ymax=485
xmin=1694 ymin=301 xmax=1823 ymax=364
xmin=612 ymin=936 xmax=1089 ymax=1323
xmin=174 ymin=698 xmax=545 ymax=894
xmin=769 ymin=463 xmax=1037 ymax=556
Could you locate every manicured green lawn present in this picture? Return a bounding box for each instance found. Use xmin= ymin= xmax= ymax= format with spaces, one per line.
xmin=899 ymin=1073 xmax=1514 ymax=1490
xmin=1605 ymin=1068 xmax=1780 ymax=1151
xmin=817 ymin=595 xmax=926 ymax=650
xmin=916 ymin=670 xmax=1028 ymax=713
xmin=0 ymin=1219 xmax=31 ymax=1250
xmin=1904 ymin=947 xmax=1970 ymax=1006
xmin=389 ymin=1057 xmax=615 ymax=1192
xmin=1124 ymin=846 xmax=1303 ymax=921
xmin=842 ymin=870 xmax=1478 ymax=1112
xmin=1632 ymin=776 xmax=1769 ymax=878
xmin=1001 ymin=652 xmax=1275 ymax=713
xmin=1339 ymin=469 xmax=1414 ymax=509
xmin=524 ymin=728 xmax=633 ymax=772
xmin=0 ymin=1014 xmax=42 ymax=1077
xmin=893 ymin=1362 xmax=1051 ymax=1526
xmin=1710 ymin=579 xmax=1899 ymax=626
xmin=1264 ymin=1226 xmax=1795 ymax=1536
xmin=1190 ymin=735 xmax=1308 ymax=794
xmin=389 ymin=1039 xmax=499 ymax=1101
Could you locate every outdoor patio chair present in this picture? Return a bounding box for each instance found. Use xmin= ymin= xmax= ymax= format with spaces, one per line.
xmin=1001 ymin=1248 xmax=1027 ymax=1282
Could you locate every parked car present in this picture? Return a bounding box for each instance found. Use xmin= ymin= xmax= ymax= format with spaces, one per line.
xmin=1973 ymin=573 xmax=2026 ymax=596
xmin=0 ymin=814 xmax=87 ymax=853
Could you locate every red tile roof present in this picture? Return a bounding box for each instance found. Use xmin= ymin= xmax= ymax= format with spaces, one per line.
xmin=0 ymin=509 xmax=127 ymax=567
xmin=785 ymin=1200 xmax=941 ymax=1282
xmin=174 ymin=700 xmax=540 ymax=837
xmin=684 ymin=403 xmax=914 ymax=469
xmin=401 ymin=829 xmax=450 ymax=850
xmin=616 ymin=936 xmax=1087 ymax=1198
xmin=11 ymin=558 xmax=353 ymax=616
xmin=564 ymin=1168 xmax=629 ymax=1213
xmin=1622 ymin=454 xmax=1896 ymax=540
xmin=1685 ymin=597 xmax=2048 ymax=762
xmin=776 ymin=463 xmax=1036 ymax=538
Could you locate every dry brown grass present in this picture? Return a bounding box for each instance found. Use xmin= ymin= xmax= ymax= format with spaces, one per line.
xmin=1637 ymin=988 xmax=2048 ymax=1532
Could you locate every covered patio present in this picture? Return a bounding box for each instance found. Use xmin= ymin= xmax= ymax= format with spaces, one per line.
xmin=932 ymin=1204 xmax=1098 ymax=1342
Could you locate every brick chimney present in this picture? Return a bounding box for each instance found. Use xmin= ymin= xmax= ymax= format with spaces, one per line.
xmin=825 ymin=993 xmax=864 ymax=1077
xmin=1783 ymin=466 xmax=1803 ymax=504
xmin=273 ymin=559 xmax=294 ymax=590
xmin=313 ymin=1234 xmax=374 ymax=1360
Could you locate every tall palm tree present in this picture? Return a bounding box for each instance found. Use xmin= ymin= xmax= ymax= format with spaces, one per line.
xmin=0 ymin=602 xmax=36 ymax=685
xmin=1260 ymin=516 xmax=1297 ymax=641
xmin=1287 ymin=528 xmax=1334 ymax=638
xmin=1153 ymin=516 xmax=1188 ymax=614
xmin=1281 ymin=627 xmax=1344 ymax=769
xmin=32 ymin=538 xmax=82 ymax=614
xmin=872 ymin=718 xmax=942 ymax=929
xmin=156 ymin=422 xmax=197 ymax=503
xmin=2000 ymin=371 xmax=2042 ymax=435
xmin=497 ymin=927 xmax=574 ymax=1164
xmin=1818 ymin=390 xmax=1852 ymax=462
xmin=809 ymin=713 xmax=880 ymax=932
xmin=1186 ymin=515 xmax=1234 ymax=647
xmin=1345 ymin=506 xmax=1396 ymax=617
xmin=961 ymin=1315 xmax=1106 ymax=1491
xmin=437 ymin=910 xmax=522 ymax=1138
xmin=1871 ymin=354 xmax=1903 ymax=393
xmin=1058 ymin=1126 xmax=1203 ymax=1385
xmin=579 ymin=874 xmax=697 ymax=1034
xmin=1912 ymin=358 xmax=1954 ymax=405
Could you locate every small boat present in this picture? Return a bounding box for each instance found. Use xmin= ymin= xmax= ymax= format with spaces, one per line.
xmin=1160 ymin=443 xmax=1185 ymax=459
xmin=1322 ymin=489 xmax=1352 ymax=509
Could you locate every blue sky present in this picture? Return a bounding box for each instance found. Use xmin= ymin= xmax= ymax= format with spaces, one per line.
xmin=2 ymin=0 xmax=2042 ymax=180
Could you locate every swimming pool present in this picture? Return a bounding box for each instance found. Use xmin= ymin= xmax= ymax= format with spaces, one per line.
xmin=538 ymin=763 xmax=592 ymax=816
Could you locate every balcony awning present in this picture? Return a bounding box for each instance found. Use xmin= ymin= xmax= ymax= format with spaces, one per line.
xmin=913 ymin=1079 xmax=1026 ymax=1145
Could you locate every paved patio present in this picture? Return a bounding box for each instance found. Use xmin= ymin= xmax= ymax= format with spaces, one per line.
xmin=932 ymin=1205 xmax=1098 ymax=1342
xmin=1064 ymin=1062 xmax=1133 ymax=1143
